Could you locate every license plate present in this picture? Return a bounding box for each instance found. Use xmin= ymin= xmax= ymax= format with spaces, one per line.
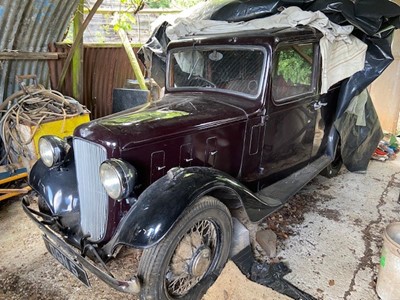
xmin=43 ymin=235 xmax=90 ymax=287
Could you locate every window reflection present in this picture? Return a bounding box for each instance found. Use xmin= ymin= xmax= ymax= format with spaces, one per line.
xmin=169 ymin=47 xmax=265 ymax=97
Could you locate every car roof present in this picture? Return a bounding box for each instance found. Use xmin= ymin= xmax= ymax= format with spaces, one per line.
xmin=168 ymin=26 xmax=322 ymax=49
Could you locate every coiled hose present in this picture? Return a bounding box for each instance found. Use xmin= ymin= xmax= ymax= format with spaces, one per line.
xmin=0 ymin=86 xmax=90 ymax=165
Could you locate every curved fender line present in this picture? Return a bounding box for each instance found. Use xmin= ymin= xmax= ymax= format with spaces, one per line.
xmin=28 ymin=157 xmax=80 ymax=229
xmin=102 ymin=166 xmax=270 ymax=254
xmin=326 ymin=126 xmax=340 ymax=159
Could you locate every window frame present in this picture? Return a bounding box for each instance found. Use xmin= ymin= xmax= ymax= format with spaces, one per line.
xmin=166 ymin=45 xmax=268 ymax=101
xmin=271 ymin=41 xmax=320 ymax=105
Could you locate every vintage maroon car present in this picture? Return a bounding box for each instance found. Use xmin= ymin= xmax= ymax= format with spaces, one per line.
xmin=23 ymin=27 xmax=343 ymax=299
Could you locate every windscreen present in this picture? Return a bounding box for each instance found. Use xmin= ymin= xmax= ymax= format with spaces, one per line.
xmin=168 ymin=47 xmax=265 ymax=97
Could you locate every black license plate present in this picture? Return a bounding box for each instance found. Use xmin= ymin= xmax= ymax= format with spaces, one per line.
xmin=43 ymin=235 xmax=90 ymax=287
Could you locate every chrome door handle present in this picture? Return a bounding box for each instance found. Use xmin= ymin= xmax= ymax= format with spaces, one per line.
xmin=313 ymin=101 xmax=328 ymax=110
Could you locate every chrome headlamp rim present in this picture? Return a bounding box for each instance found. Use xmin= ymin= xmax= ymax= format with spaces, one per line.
xmin=99 ymin=159 xmax=137 ymax=200
xmin=38 ymin=135 xmax=69 ymax=168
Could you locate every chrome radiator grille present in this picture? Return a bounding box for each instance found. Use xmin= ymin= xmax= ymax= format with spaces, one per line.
xmin=73 ymin=138 xmax=108 ymax=242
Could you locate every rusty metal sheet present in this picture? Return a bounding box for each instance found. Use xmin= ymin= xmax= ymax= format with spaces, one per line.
xmin=0 ymin=0 xmax=79 ymax=103
xmin=48 ymin=44 xmax=143 ymax=119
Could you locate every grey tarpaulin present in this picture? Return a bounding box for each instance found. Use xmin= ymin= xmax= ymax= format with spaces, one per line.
xmin=139 ymin=0 xmax=400 ymax=172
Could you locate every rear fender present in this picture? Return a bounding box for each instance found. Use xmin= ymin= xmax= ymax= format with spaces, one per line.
xmin=103 ymin=167 xmax=263 ymax=253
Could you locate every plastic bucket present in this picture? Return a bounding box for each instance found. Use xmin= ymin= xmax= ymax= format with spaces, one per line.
xmin=376 ymin=222 xmax=400 ymax=300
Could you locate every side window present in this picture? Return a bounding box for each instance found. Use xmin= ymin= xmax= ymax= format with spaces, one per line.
xmin=272 ymin=43 xmax=315 ymax=102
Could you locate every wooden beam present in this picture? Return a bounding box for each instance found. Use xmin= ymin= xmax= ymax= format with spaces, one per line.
xmin=57 ymin=0 xmax=104 ymax=90
xmin=0 ymin=187 xmax=32 ymax=194
xmin=118 ymin=27 xmax=148 ymax=91
xmin=0 ymin=52 xmax=67 ymax=60
xmin=83 ymin=8 xmax=181 ymax=14
xmin=72 ymin=0 xmax=84 ymax=102
xmin=0 ymin=186 xmax=32 ymax=201
xmin=55 ymin=42 xmax=143 ymax=48
xmin=0 ymin=173 xmax=28 ymax=185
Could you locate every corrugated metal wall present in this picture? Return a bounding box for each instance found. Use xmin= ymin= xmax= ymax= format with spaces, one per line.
xmin=48 ymin=44 xmax=143 ymax=118
xmin=0 ymin=0 xmax=79 ymax=103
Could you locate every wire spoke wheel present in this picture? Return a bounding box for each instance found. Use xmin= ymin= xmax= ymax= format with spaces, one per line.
xmin=138 ymin=196 xmax=232 ymax=300
xmin=166 ymin=219 xmax=217 ymax=296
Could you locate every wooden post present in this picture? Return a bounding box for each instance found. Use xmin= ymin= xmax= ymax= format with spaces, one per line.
xmin=118 ymin=27 xmax=148 ymax=91
xmin=72 ymin=0 xmax=84 ymax=102
xmin=57 ymin=0 xmax=104 ymax=90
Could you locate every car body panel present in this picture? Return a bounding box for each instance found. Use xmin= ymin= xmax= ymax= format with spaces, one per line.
xmin=25 ymin=26 xmax=344 ymax=294
xmin=102 ymin=167 xmax=264 ymax=251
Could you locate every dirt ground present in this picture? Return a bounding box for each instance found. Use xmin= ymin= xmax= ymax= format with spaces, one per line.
xmin=0 ymin=196 xmax=287 ymax=300
xmin=0 ymin=197 xmax=140 ymax=300
xmin=1 ymin=158 xmax=399 ymax=299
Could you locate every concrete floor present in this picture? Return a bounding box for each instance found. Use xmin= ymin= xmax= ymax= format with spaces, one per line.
xmin=279 ymin=158 xmax=400 ymax=299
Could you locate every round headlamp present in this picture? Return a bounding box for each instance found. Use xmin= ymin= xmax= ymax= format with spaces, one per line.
xmin=38 ymin=136 xmax=69 ymax=168
xmin=99 ymin=159 xmax=137 ymax=200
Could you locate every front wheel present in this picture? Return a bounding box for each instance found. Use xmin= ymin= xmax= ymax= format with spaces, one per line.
xmin=138 ymin=196 xmax=232 ymax=300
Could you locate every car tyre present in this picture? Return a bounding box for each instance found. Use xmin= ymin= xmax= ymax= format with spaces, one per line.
xmin=138 ymin=196 xmax=232 ymax=300
xmin=320 ymin=144 xmax=342 ymax=178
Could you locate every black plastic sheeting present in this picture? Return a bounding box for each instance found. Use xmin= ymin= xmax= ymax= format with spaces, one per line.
xmin=232 ymin=246 xmax=316 ymax=300
xmin=210 ymin=0 xmax=315 ymax=21
xmin=139 ymin=0 xmax=400 ymax=172
xmin=335 ymin=94 xmax=383 ymax=172
xmin=212 ymin=0 xmax=400 ymax=35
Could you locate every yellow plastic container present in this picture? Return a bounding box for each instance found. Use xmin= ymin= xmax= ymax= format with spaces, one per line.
xmin=16 ymin=114 xmax=90 ymax=165
xmin=31 ymin=114 xmax=90 ymax=155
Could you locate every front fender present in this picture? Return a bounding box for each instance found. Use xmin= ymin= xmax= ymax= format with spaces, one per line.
xmin=103 ymin=167 xmax=267 ymax=253
xmin=29 ymin=158 xmax=80 ymax=230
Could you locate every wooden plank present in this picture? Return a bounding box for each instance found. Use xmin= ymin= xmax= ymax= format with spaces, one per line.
xmin=0 ymin=190 xmax=29 ymax=201
xmin=0 ymin=187 xmax=32 ymax=194
xmin=0 ymin=52 xmax=67 ymax=60
xmin=55 ymin=42 xmax=143 ymax=48
xmin=57 ymin=0 xmax=105 ymax=90
xmin=83 ymin=8 xmax=181 ymax=14
xmin=0 ymin=173 xmax=28 ymax=185
xmin=72 ymin=0 xmax=84 ymax=102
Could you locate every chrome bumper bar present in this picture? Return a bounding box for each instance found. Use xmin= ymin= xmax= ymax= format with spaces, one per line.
xmin=22 ymin=200 xmax=141 ymax=295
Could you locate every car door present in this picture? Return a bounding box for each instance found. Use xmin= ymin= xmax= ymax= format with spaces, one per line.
xmin=261 ymin=41 xmax=321 ymax=182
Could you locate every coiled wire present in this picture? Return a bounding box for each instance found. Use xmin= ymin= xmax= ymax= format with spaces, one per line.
xmin=0 ymin=86 xmax=90 ymax=165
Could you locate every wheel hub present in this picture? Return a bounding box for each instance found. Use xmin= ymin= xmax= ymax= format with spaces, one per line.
xmin=190 ymin=246 xmax=211 ymax=277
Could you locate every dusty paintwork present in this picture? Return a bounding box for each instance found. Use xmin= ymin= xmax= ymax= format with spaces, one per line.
xmin=24 ymin=26 xmax=343 ymax=297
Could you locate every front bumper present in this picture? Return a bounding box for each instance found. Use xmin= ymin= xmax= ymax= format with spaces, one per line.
xmin=22 ymin=198 xmax=141 ymax=295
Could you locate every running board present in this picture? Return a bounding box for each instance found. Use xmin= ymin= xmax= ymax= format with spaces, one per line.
xmin=247 ymin=155 xmax=332 ymax=222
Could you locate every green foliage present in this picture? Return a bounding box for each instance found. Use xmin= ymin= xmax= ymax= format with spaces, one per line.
xmin=171 ymin=0 xmax=204 ymax=9
xmin=113 ymin=0 xmax=143 ymax=32
xmin=113 ymin=12 xmax=137 ymax=31
xmin=120 ymin=0 xmax=142 ymax=6
xmin=145 ymin=0 xmax=205 ymax=9
xmin=277 ymin=47 xmax=313 ymax=85
xmin=146 ymin=0 xmax=171 ymax=8
xmin=64 ymin=26 xmax=73 ymax=44
xmin=95 ymin=30 xmax=107 ymax=43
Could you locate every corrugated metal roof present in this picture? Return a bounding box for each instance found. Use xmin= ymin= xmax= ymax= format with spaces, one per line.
xmin=0 ymin=0 xmax=79 ymax=103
